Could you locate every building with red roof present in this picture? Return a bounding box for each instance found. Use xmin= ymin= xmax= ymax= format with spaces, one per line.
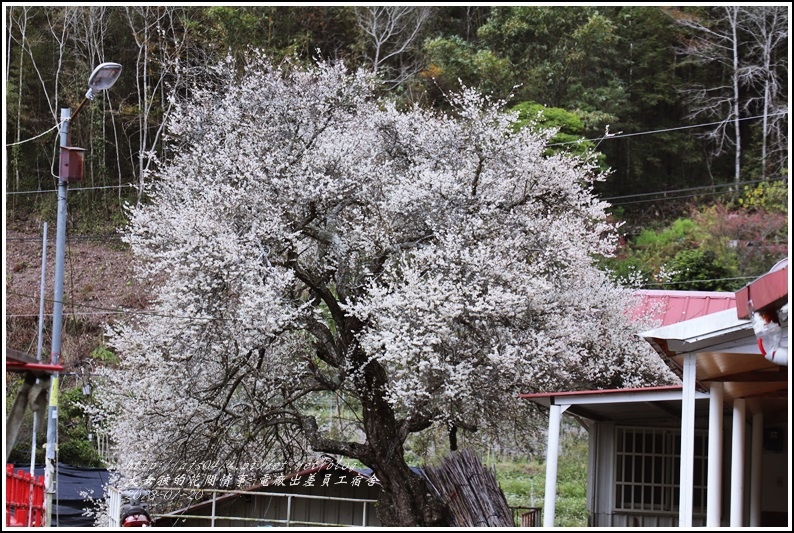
xmin=522 ymin=259 xmax=789 ymax=528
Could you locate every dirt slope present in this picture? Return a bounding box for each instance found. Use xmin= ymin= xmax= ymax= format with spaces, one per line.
xmin=5 ymin=218 xmax=151 ymax=372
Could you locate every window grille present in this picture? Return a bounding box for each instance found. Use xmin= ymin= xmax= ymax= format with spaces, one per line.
xmin=615 ymin=426 xmax=707 ymax=513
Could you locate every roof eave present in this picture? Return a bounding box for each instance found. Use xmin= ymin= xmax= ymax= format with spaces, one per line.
xmin=639 ymin=308 xmax=754 ymax=356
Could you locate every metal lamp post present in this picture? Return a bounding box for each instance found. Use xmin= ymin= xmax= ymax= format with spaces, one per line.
xmin=44 ymin=62 xmax=122 ymax=527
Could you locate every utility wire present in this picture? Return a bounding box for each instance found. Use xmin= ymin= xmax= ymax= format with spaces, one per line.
xmin=6 ymin=184 xmax=137 ymax=196
xmin=4 ymin=177 xmax=784 ymax=244
xmin=4 ymin=120 xmax=65 ymax=147
xmin=612 ymin=191 xmax=730 ymax=206
xmin=547 ymin=111 xmax=789 ymax=147
xmin=6 ymin=312 xmax=125 ymax=318
xmin=6 ymin=290 xmax=220 ymax=323
xmin=5 ymin=265 xmax=773 ymax=323
xmin=5 ymin=113 xmax=788 ymax=196
xmin=609 ymin=185 xmax=788 ymax=207
xmin=5 ymin=235 xmax=124 ymax=243
xmin=640 ymin=276 xmax=758 ymax=288
xmin=601 ymin=175 xmax=786 ymax=202
xmin=4 ymin=175 xmax=785 ymax=203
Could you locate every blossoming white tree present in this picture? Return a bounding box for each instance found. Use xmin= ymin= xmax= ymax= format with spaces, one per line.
xmin=99 ymin=53 xmax=674 ymax=526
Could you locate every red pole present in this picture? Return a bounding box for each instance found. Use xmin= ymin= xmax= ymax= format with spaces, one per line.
xmin=6 ymin=464 xmax=14 ymax=527
xmin=14 ymin=471 xmax=31 ymax=526
xmin=33 ymin=475 xmax=46 ymax=526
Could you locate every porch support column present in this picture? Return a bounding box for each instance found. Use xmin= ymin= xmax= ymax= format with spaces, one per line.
xmin=679 ymin=352 xmax=696 ymax=527
xmin=750 ymin=412 xmax=763 ymax=527
xmin=543 ymin=403 xmax=569 ymax=528
xmin=730 ymin=398 xmax=746 ymax=526
xmin=706 ymin=382 xmax=724 ymax=527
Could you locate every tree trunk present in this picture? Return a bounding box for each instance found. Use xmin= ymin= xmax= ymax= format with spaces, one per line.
xmin=369 ymin=450 xmax=449 ymax=527
xmin=357 ymin=354 xmax=450 ymax=527
xmin=729 ymin=7 xmax=741 ymax=187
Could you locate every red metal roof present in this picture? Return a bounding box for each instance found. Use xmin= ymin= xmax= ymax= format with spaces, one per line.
xmin=633 ymin=289 xmax=736 ymax=327
xmin=735 ymin=258 xmax=789 ymax=319
xmin=519 ymin=384 xmax=683 ymax=400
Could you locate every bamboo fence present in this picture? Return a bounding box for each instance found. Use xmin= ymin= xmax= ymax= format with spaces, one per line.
xmin=422 ymin=449 xmax=515 ymax=527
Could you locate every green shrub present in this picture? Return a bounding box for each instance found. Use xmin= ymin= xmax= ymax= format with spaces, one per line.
xmin=56 ymin=386 xmax=105 ymax=467
xmin=665 ymin=249 xmax=736 ymax=292
xmin=600 ymin=202 xmax=786 ymax=291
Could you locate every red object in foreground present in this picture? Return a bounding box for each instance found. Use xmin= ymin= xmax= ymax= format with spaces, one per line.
xmin=119 ymin=490 xmax=152 ymax=527
xmin=122 ymin=513 xmax=152 ymax=527
xmin=735 ymin=259 xmax=788 ymax=319
xmin=5 ymin=464 xmax=45 ymax=527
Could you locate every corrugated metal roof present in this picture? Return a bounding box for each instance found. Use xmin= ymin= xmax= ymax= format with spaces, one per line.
xmin=519 ymin=384 xmax=684 ymax=401
xmin=153 ymin=459 xmax=378 ymax=522
xmin=521 ymin=283 xmax=787 ymax=419
xmin=634 ymin=289 xmax=736 ymax=327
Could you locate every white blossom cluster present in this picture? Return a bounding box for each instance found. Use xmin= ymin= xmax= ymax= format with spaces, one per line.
xmin=97 ymin=53 xmax=674 ymax=476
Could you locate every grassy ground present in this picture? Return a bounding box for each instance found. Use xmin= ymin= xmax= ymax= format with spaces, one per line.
xmin=494 ymin=427 xmax=589 ymax=527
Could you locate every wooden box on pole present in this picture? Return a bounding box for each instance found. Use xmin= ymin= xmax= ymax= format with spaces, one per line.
xmin=59 ymin=146 xmax=86 ymax=182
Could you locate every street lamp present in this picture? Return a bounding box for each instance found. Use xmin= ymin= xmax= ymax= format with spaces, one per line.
xmin=44 ymin=62 xmax=122 ymax=528
xmin=72 ymin=62 xmax=123 ymax=120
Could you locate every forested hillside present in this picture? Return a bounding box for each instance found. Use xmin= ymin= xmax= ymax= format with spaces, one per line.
xmin=5 ymin=6 xmax=788 ymax=215
xmin=3 ymin=4 xmax=790 ymax=508
xmin=5 ymin=5 xmax=788 ymax=339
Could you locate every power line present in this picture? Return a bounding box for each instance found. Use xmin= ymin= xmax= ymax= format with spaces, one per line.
xmin=6 ymin=176 xmax=783 ymax=242
xmin=6 ymin=263 xmax=775 ymax=324
xmin=6 ymin=290 xmax=223 ymax=323
xmin=4 ymin=120 xmax=65 ymax=147
xmin=640 ymin=276 xmax=758 ymax=288
xmin=612 ymin=190 xmax=736 ymax=206
xmin=5 ymin=234 xmax=124 ymax=243
xmin=4 ymin=174 xmax=786 ymax=206
xmin=607 ymin=178 xmax=789 ymax=206
xmin=5 ymin=112 xmax=788 ymax=197
xmin=601 ymin=175 xmax=786 ymax=202
xmin=6 ymin=183 xmax=137 ymax=196
xmin=547 ymin=111 xmax=789 ymax=147
xmin=6 ymin=311 xmax=123 ymax=318
xmin=601 ymin=176 xmax=786 ymax=205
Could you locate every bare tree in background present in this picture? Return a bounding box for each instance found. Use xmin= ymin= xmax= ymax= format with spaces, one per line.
xmin=672 ymin=6 xmax=744 ymax=187
xmin=6 ymin=6 xmax=31 ymax=190
xmin=5 ymin=6 xmax=74 ymax=192
xmin=740 ymin=6 xmax=788 ymax=180
xmin=354 ymin=6 xmax=432 ymax=87
xmin=124 ymin=6 xmax=186 ymax=204
xmin=69 ymin=7 xmax=115 ymax=190
xmin=672 ymin=6 xmax=788 ymax=185
xmin=5 ymin=6 xmax=68 ymax=121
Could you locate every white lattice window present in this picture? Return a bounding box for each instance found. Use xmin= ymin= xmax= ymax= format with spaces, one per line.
xmin=615 ymin=426 xmax=708 ymax=513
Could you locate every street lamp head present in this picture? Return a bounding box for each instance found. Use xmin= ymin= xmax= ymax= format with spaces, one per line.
xmin=85 ymin=62 xmax=122 ymax=100
xmin=72 ymin=62 xmax=122 ymax=120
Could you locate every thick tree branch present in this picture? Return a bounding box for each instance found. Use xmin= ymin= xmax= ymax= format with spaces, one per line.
xmin=300 ymin=415 xmax=371 ymax=464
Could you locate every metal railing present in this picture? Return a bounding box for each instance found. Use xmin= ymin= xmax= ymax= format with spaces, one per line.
xmin=107 ymin=488 xmax=121 ymax=527
xmin=108 ymin=486 xmax=378 ymax=527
